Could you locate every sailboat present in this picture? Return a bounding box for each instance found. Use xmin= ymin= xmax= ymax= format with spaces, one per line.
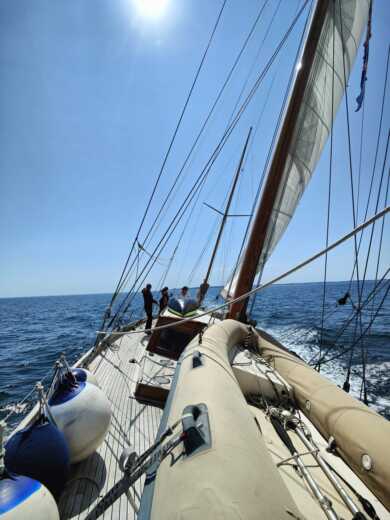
xmin=1 ymin=0 xmax=389 ymax=519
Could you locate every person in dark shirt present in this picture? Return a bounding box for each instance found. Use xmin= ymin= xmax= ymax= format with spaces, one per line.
xmin=159 ymin=286 xmax=169 ymax=314
xmin=142 ymin=284 xmax=157 ymax=334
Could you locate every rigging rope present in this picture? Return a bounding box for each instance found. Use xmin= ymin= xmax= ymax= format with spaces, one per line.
xmin=192 ymin=0 xmax=284 ymax=291
xmin=313 ymin=279 xmax=390 ymax=369
xmin=348 ymin=44 xmax=390 ymax=287
xmin=222 ymin=0 xmax=288 ymax=290
xmin=309 ymin=266 xmax=390 ymax=368
xmin=109 ymin=0 xmax=312 ymax=328
xmin=265 ymin=268 xmax=388 ymax=371
xmin=317 ymin=1 xmax=336 ymax=371
xmin=338 ymin=0 xmax=362 ymax=304
xmin=173 ymin=177 xmax=211 ymax=285
xmin=183 ymin=147 xmax=239 ymax=287
xmin=356 ymin=103 xmax=365 ymax=222
xmin=355 ymin=100 xmax=367 ymax=394
xmin=158 ymin=184 xmax=205 ymax=288
xmin=244 ymin=66 xmax=283 ymax=317
xmin=357 ymin=130 xmax=389 ymax=403
xmin=103 ymin=0 xmax=228 ymax=321
xmin=352 ymin=43 xmax=390 ymax=404
xmin=337 ymin=0 xmax=374 ymax=400
xmin=112 ymin=173 xmax=212 ymax=327
xmin=343 ymin=313 xmax=359 ymax=393
xmin=360 ymin=130 xmax=390 ymax=296
xmin=362 ymin=168 xmax=390 ymax=398
xmin=226 ymin=0 xmax=284 ymax=128
xmin=373 ymin=168 xmax=390 ymax=298
xmin=97 ymin=205 xmax=390 ymax=336
xmin=113 ymin=0 xmax=272 ymax=299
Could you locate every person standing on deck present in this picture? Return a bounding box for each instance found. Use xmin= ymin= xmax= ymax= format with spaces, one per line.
xmin=159 ymin=286 xmax=169 ymax=314
xmin=180 ymin=286 xmax=189 ymax=300
xmin=142 ymin=284 xmax=157 ymax=334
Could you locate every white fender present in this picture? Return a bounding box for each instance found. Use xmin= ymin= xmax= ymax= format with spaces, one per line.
xmin=0 ymin=475 xmax=59 ymax=520
xmin=49 ymin=381 xmax=111 ymax=463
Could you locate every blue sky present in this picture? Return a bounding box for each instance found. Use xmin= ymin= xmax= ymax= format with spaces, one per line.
xmin=0 ymin=0 xmax=389 ymax=298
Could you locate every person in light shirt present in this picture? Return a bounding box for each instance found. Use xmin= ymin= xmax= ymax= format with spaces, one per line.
xmin=179 ymin=286 xmax=189 ymax=300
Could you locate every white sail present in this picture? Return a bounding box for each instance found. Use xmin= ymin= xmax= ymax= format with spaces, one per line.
xmin=223 ymin=0 xmax=369 ymax=299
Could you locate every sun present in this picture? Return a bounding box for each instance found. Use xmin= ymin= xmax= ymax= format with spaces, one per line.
xmin=132 ymin=0 xmax=169 ymax=19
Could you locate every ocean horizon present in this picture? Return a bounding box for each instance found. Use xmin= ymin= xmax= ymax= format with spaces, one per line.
xmin=1 ymin=280 xmax=389 ymax=432
xmin=0 ymin=278 xmax=385 ymax=300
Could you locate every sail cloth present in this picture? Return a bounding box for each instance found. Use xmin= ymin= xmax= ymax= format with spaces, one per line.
xmin=223 ymin=0 xmax=369 ymax=299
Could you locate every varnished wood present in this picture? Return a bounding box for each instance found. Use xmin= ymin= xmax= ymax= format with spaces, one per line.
xmin=58 ymin=327 xmax=165 ymax=519
xmin=146 ymin=314 xmax=206 ymax=360
xmin=228 ymin=0 xmax=329 ymax=320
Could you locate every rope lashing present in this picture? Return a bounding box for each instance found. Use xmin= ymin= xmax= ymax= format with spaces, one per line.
xmin=343 ymin=380 xmax=351 ymax=393
xmin=85 ymin=417 xmax=185 ymax=520
xmin=337 ymin=292 xmax=350 ymax=306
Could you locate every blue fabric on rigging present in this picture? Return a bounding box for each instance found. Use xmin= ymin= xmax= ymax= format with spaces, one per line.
xmin=356 ymin=0 xmax=373 ymax=112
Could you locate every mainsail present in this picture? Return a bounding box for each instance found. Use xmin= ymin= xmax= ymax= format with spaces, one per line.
xmin=224 ymin=0 xmax=370 ymax=304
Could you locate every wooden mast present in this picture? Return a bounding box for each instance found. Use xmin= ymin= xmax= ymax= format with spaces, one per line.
xmin=199 ymin=127 xmax=252 ymax=302
xmin=228 ymin=0 xmax=329 ymax=321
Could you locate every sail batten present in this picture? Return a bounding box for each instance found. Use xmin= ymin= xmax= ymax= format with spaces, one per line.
xmin=225 ymin=0 xmax=370 ymax=312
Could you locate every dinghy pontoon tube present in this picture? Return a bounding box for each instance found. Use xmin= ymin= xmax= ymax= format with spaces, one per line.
xmin=257 ymin=330 xmax=390 ymax=510
xmin=145 ymin=319 xmax=303 ymax=520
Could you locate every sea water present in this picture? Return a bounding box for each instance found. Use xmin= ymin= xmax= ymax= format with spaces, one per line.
xmin=0 ymin=280 xmax=389 ymax=429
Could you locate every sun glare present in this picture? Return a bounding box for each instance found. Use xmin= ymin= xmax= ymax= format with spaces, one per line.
xmin=132 ymin=0 xmax=169 ymax=19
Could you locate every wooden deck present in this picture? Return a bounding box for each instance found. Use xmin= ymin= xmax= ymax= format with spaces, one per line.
xmin=55 ymin=319 xmax=389 ymax=520
xmin=59 ymin=326 xmax=173 ymax=519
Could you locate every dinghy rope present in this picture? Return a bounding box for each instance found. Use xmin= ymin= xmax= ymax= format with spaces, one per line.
xmin=266 ymin=406 xmax=377 ymax=520
xmin=97 ymin=205 xmax=390 ymax=337
xmin=84 ymin=412 xmax=199 ymax=520
xmin=245 ymin=342 xmax=381 ymax=520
